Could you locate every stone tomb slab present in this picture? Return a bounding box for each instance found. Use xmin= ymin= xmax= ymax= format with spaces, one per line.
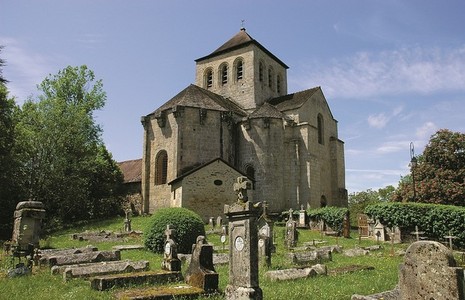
xmin=264 ymin=264 xmax=327 ymax=281
xmin=287 ymin=249 xmax=332 ymax=265
xmin=48 ymin=250 xmax=121 ymax=267
xmin=39 ymin=246 xmax=98 ymax=265
xmin=90 ymin=270 xmax=183 ymax=291
xmin=61 ymin=260 xmax=149 ymax=281
xmin=112 ymin=244 xmax=145 ymax=251
xmin=115 ymin=285 xmax=204 ymax=300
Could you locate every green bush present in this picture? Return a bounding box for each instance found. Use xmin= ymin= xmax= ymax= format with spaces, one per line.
xmin=365 ymin=202 xmax=465 ymax=248
xmin=308 ymin=207 xmax=349 ymax=232
xmin=144 ymin=207 xmax=205 ymax=254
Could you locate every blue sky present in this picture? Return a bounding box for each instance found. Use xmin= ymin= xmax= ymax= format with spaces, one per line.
xmin=2 ymin=1 xmax=464 ymax=194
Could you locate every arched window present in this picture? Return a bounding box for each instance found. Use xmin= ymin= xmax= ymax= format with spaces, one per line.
xmin=245 ymin=165 xmax=255 ymax=180
xmin=259 ymin=61 xmax=264 ymax=82
xmin=204 ymin=69 xmax=213 ymax=88
xmin=320 ymin=195 xmax=327 ymax=208
xmin=268 ymin=67 xmax=273 ymax=89
xmin=236 ymin=59 xmax=243 ymax=80
xmin=221 ymin=64 xmax=228 ymax=85
xmin=317 ymin=114 xmax=324 ymax=145
xmin=277 ymin=74 xmax=281 ymax=94
xmin=155 ymin=150 xmax=168 ymax=185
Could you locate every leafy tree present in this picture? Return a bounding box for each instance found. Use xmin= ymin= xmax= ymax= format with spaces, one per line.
xmin=348 ymin=186 xmax=394 ymax=227
xmin=0 ymin=84 xmax=25 ymax=239
xmin=0 ymin=46 xmax=7 ymax=83
xmin=17 ymin=65 xmax=124 ymax=229
xmin=393 ymin=129 xmax=465 ymax=205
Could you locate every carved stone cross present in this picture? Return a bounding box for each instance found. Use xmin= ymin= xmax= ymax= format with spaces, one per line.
xmin=233 ymin=176 xmax=252 ymax=203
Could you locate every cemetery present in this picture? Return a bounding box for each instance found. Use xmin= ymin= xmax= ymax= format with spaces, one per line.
xmin=2 ymin=186 xmax=465 ymax=299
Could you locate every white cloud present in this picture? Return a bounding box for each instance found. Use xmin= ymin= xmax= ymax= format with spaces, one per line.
xmin=1 ymin=37 xmax=56 ymax=102
xmin=416 ymin=122 xmax=437 ymax=140
xmin=368 ymin=113 xmax=388 ymax=129
xmin=292 ymin=45 xmax=465 ymax=99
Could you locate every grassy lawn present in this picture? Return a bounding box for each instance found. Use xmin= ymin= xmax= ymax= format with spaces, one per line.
xmin=0 ymin=216 xmax=406 ymax=300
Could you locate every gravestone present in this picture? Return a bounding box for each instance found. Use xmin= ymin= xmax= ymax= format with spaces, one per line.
xmin=224 ymin=176 xmax=262 ymax=300
xmin=264 ymin=265 xmax=327 ymax=281
xmin=257 ymin=201 xmax=275 ymax=255
xmin=297 ymin=205 xmax=308 ymax=228
xmin=444 ymin=231 xmax=458 ymax=250
xmin=342 ymin=211 xmax=351 ymax=238
xmin=357 ymin=214 xmax=369 ymax=238
xmin=373 ymin=221 xmax=385 ymax=242
xmin=11 ymin=201 xmax=46 ymax=252
xmin=386 ymin=226 xmax=401 ymax=244
xmin=124 ymin=211 xmax=132 ymax=232
xmin=287 ymin=249 xmax=332 ymax=265
xmin=399 ymin=241 xmax=465 ymax=300
xmin=185 ymin=236 xmax=218 ymax=292
xmin=209 ymin=217 xmax=215 ymax=229
xmin=216 ymin=216 xmax=223 ymax=229
xmin=161 ymin=225 xmax=181 ymax=272
xmin=285 ymin=209 xmax=298 ymax=248
xmin=258 ymin=237 xmax=271 ymax=268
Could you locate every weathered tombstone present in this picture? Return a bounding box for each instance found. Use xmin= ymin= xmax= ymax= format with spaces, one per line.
xmin=222 ymin=224 xmax=229 ymax=235
xmin=357 ymin=214 xmax=369 ymax=238
xmin=373 ymin=220 xmax=385 ymax=242
xmin=342 ymin=211 xmax=351 ymax=238
xmin=185 ymin=236 xmax=218 ymax=292
xmin=258 ymin=237 xmax=271 ymax=268
xmin=216 ymin=216 xmax=223 ymax=229
xmin=399 ymin=241 xmax=465 ymax=300
xmin=257 ymin=201 xmax=275 ymax=254
xmin=209 ymin=217 xmax=215 ymax=230
xmin=11 ymin=201 xmax=46 ymax=252
xmin=224 ymin=176 xmax=262 ymax=300
xmin=285 ymin=209 xmax=298 ymax=248
xmin=161 ymin=225 xmax=181 ymax=272
xmin=297 ymin=205 xmax=308 ymax=228
xmin=123 ymin=211 xmax=131 ymax=232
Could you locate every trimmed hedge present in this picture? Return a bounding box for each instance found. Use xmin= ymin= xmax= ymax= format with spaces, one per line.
xmin=144 ymin=207 xmax=206 ymax=254
xmin=365 ymin=202 xmax=465 ymax=248
xmin=308 ymin=207 xmax=349 ymax=232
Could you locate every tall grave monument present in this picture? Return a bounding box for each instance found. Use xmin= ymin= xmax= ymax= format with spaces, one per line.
xmin=224 ymin=176 xmax=263 ymax=299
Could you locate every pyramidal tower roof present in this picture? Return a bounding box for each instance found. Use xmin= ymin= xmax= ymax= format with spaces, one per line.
xmin=195 ymin=28 xmax=288 ymax=69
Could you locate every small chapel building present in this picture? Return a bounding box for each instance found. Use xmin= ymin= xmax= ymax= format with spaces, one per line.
xmin=140 ymin=28 xmax=347 ymax=221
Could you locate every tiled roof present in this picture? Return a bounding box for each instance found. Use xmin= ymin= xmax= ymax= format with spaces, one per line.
xmin=248 ymin=102 xmax=289 ymax=120
xmin=268 ymin=87 xmax=320 ymax=111
xmin=195 ymin=29 xmax=288 ymax=69
xmin=118 ymin=159 xmax=142 ymax=183
xmin=149 ymin=84 xmax=247 ymax=117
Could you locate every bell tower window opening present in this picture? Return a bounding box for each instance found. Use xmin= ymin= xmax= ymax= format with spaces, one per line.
xmin=259 ymin=61 xmax=264 ymax=82
xmin=236 ymin=59 xmax=243 ymax=80
xmin=221 ymin=64 xmax=228 ymax=85
xmin=317 ymin=113 xmax=324 ymax=145
xmin=155 ymin=150 xmax=168 ymax=185
xmin=277 ymin=74 xmax=281 ymax=94
xmin=205 ymin=69 xmax=213 ymax=88
xmin=268 ymin=67 xmax=274 ymax=90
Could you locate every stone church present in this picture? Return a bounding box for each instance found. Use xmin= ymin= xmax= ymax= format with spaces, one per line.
xmin=140 ymin=28 xmax=347 ymax=221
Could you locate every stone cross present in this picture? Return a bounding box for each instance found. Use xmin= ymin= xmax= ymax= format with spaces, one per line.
xmin=233 ymin=176 xmax=252 ymax=203
xmin=411 ymin=225 xmax=425 ymax=241
xmin=161 ymin=224 xmax=181 ymax=271
xmin=444 ymin=231 xmax=457 ymax=250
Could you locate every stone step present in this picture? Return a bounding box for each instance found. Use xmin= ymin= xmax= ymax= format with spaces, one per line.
xmin=90 ymin=270 xmax=183 ymax=291
xmin=114 ymin=285 xmax=204 ymax=300
xmin=61 ymin=260 xmax=149 ymax=281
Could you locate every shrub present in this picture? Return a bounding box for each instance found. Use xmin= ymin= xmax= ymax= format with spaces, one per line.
xmin=308 ymin=206 xmax=349 ymax=232
xmin=365 ymin=202 xmax=465 ymax=248
xmin=144 ymin=207 xmax=205 ymax=254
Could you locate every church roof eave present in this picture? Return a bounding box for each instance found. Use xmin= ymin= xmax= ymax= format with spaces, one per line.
xmin=145 ymin=84 xmax=247 ymax=118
